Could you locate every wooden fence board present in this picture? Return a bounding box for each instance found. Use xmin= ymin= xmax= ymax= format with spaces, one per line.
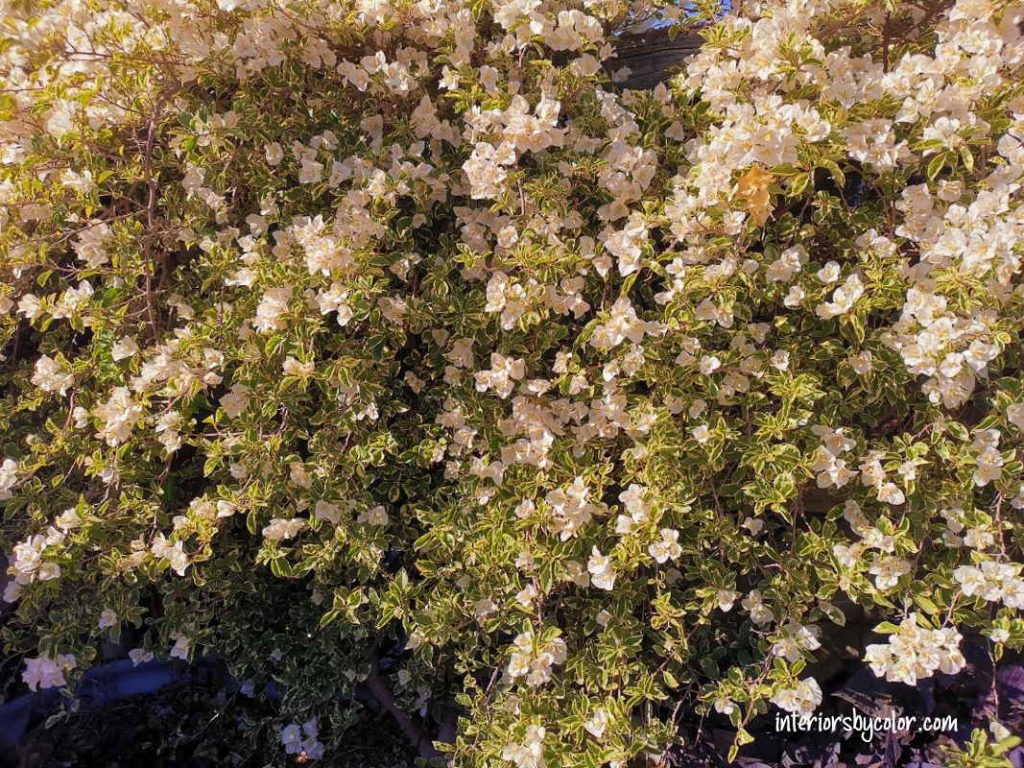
xmin=609 ymin=27 xmax=704 ymax=89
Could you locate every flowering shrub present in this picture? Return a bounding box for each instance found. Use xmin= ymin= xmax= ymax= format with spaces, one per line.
xmin=2 ymin=0 xmax=1024 ymax=764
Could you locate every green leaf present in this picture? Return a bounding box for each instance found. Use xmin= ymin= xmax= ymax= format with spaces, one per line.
xmin=958 ymin=146 xmax=974 ymax=173
xmin=926 ymin=152 xmax=946 ymax=181
xmin=788 ymin=172 xmax=812 ymax=197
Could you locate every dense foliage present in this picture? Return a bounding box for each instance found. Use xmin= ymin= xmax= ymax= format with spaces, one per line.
xmin=2 ymin=0 xmax=1024 ymax=764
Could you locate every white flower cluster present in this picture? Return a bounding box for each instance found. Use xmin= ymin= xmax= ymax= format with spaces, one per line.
xmin=253 ymin=286 xmax=292 ymax=334
xmin=741 ymin=590 xmax=776 ymax=625
xmin=474 ymin=353 xmax=526 ymax=399
xmin=464 ymin=141 xmax=516 ymax=200
xmin=858 ymin=452 xmax=907 ymax=506
xmin=647 ymin=529 xmax=682 ymax=564
xmin=356 ymin=505 xmax=389 ymax=526
xmin=22 ymin=654 xmax=76 ymax=692
xmin=674 ymin=0 xmax=1024 ymax=413
xmin=613 ymin=483 xmax=649 ymax=535
xmin=809 ymin=426 xmax=857 ymax=489
xmin=0 ymin=458 xmax=18 ymax=501
xmin=938 ymin=506 xmax=1000 ymax=550
xmin=151 ymin=532 xmax=189 ymax=576
xmin=815 ymin=273 xmax=865 ymax=320
xmin=280 ymin=718 xmax=325 ymax=761
xmin=588 ymin=297 xmax=665 ymax=353
xmin=586 ymin=547 xmax=616 ymax=590
xmin=262 ymin=517 xmax=307 ymax=542
xmin=864 ymin=614 xmax=966 ymax=686
xmin=74 ymin=221 xmax=112 ymax=268
xmin=4 ymin=0 xmax=1024 ymax=760
xmin=501 ymin=724 xmax=546 ymax=768
xmin=970 ymin=429 xmax=1004 ymax=487
xmin=169 ymin=633 xmax=192 ymax=660
xmin=883 ymin=285 xmax=1002 ymax=410
xmin=507 ymin=630 xmax=568 ymax=687
xmin=3 ymin=510 xmax=81 ymax=602
xmin=771 ymin=621 xmax=822 ymax=662
xmin=954 ymin=561 xmax=1024 ymax=608
xmin=31 ymin=354 xmax=74 ymax=396
xmin=770 ymin=677 xmax=822 ymax=717
xmin=544 ymin=477 xmax=605 ymax=540
xmin=832 ymin=501 xmax=913 ymax=591
xmin=93 ymin=386 xmax=144 ymax=447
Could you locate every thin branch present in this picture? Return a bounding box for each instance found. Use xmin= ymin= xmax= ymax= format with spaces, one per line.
xmin=363 ymin=656 xmax=440 ymax=759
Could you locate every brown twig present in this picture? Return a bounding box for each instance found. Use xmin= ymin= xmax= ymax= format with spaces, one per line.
xmin=363 ymin=654 xmax=441 ymax=759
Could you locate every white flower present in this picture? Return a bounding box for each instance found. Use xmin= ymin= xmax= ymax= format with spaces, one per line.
xmin=742 ymin=590 xmax=775 ymax=625
xmin=94 ymin=387 xmax=143 ymax=446
xmin=31 ymin=355 xmax=74 ymax=395
xmin=1007 ymin=404 xmax=1024 ymax=430
xmin=314 ymin=500 xmax=342 ymax=525
xmin=253 ymin=286 xmax=292 ymax=333
xmin=954 ymin=565 xmax=988 ymax=597
xmin=0 ymin=458 xmax=19 ymax=501
xmin=771 ymin=678 xmax=822 ymax=716
xmin=169 ymin=634 xmax=191 ymax=661
xmin=219 ymin=383 xmax=251 ymax=418
xmin=129 ymin=648 xmax=155 ymax=666
xmin=739 ymin=520 xmax=763 ymax=539
xmin=816 ymin=261 xmax=841 ymax=283
xmin=74 ymin=222 xmax=111 ymax=268
xmin=151 ymin=533 xmax=189 ymax=576
xmin=112 ymin=336 xmax=140 ymax=361
xmin=876 ymin=482 xmax=906 ymax=506
xmin=262 ymin=517 xmax=306 ymax=541
xmin=816 ymin=273 xmax=865 ymax=319
xmin=988 ymin=627 xmax=1010 ymax=643
xmin=772 ymin=621 xmax=821 ymax=662
xmin=864 ymin=614 xmax=964 ymax=685
xmin=3 ymin=581 xmax=23 ymax=603
xmin=587 ymin=547 xmax=616 ymax=590
xmin=474 ymin=353 xmax=525 ymax=399
xmin=604 ymin=215 xmax=648 ymax=276
xmin=98 ymin=608 xmax=118 ymax=630
xmin=45 ymin=101 xmax=75 ymax=139
xmin=869 ymin=556 xmax=911 ymax=590
xmin=264 ymin=142 xmax=284 ymax=166
xmin=502 ymin=724 xmax=546 ymax=768
xmin=23 ymin=654 xmax=75 ymax=691
xmin=507 ymin=631 xmax=568 ymax=687
xmin=283 ymin=356 xmax=315 ymax=377
xmin=971 ymin=429 xmax=1004 ymax=487
xmin=546 ymin=478 xmax=601 ymax=540
xmin=648 ymin=528 xmax=682 ymax=564
xmin=716 ymin=589 xmax=740 ymax=612
xmin=298 ymin=158 xmax=324 ymax=184
xmin=584 ymin=708 xmax=611 ymax=739
xmin=589 ymin=297 xmax=665 ymax=352
xmin=849 ymin=351 xmax=874 ymax=374
xmin=698 ymin=355 xmax=721 ymax=375
xmin=692 ymin=424 xmax=711 ymax=444
xmin=463 ymin=141 xmax=515 ymax=200
xmin=278 ymin=718 xmax=324 ymax=759
xmin=714 ymin=698 xmax=737 ymax=715
xmin=280 ymin=723 xmax=303 ymax=753
xmin=356 ymin=505 xmax=388 ymax=526
xmin=783 ymin=285 xmax=805 ymax=308
xmin=766 ymin=247 xmax=805 ymax=283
